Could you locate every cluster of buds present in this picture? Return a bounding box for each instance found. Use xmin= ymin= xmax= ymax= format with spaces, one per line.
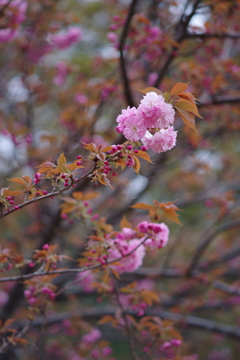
xmin=161 ymin=339 xmax=182 ymax=351
xmin=24 ymin=286 xmax=37 ymax=306
xmin=5 ymin=195 xmax=15 ymax=205
xmin=34 ymin=173 xmax=41 ymax=184
xmin=24 ymin=284 xmax=56 ymax=307
xmin=130 ymin=301 xmax=147 ymax=317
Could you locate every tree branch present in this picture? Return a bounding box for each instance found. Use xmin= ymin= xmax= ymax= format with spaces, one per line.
xmin=13 ymin=307 xmax=240 ymax=341
xmin=0 ymin=237 xmax=148 ymax=283
xmin=119 ymin=0 xmax=138 ymax=107
xmin=186 ymin=220 xmax=240 ymax=276
xmin=0 ymin=164 xmax=96 ymax=220
xmin=185 ymin=32 xmax=240 ymax=40
xmin=154 ymin=0 xmax=203 ymax=87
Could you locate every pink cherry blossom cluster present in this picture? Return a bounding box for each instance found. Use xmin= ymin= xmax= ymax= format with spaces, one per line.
xmin=138 ymin=221 xmax=169 ymax=249
xmin=52 ymin=61 xmax=70 ymax=86
xmin=0 ymin=0 xmax=27 ymax=42
xmin=129 ymin=25 xmax=164 ymax=62
xmin=108 ymin=227 xmax=145 ymax=274
xmin=48 ymin=26 xmax=82 ymax=50
xmin=116 ymin=92 xmax=177 ymax=153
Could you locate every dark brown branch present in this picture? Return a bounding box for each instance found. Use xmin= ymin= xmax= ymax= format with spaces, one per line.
xmin=201 ymin=246 xmax=240 ymax=271
xmin=0 ymin=237 xmax=148 ymax=283
xmin=119 ymin=0 xmax=138 ymax=107
xmin=154 ymin=0 xmax=203 ymax=87
xmin=185 ymin=32 xmax=240 ymax=40
xmin=186 ymin=220 xmax=240 ymax=276
xmin=112 ymin=277 xmax=139 ymax=360
xmin=198 ymin=97 xmax=240 ymax=107
xmin=0 ymin=164 xmax=96 ymax=220
xmin=14 ymin=307 xmax=240 ymax=341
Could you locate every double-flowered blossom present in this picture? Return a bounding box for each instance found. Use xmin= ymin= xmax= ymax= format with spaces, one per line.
xmin=138 ymin=221 xmax=169 ymax=249
xmin=48 ymin=26 xmax=82 ymax=49
xmin=116 ymin=92 xmax=177 ymax=153
xmin=108 ymin=228 xmax=145 ymax=274
xmin=0 ymin=0 xmax=27 ymax=42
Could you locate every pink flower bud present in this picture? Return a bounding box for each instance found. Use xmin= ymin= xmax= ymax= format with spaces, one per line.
xmin=49 ymin=292 xmax=56 ymax=300
xmin=162 ymin=342 xmax=171 ymax=350
xmin=138 ymin=221 xmax=148 ymax=233
xmin=42 ymin=190 xmax=48 ymax=195
xmin=77 ymin=155 xmax=82 ymax=159
xmin=14 ymin=206 xmax=19 ymax=210
xmin=28 ymin=296 xmax=36 ymax=306
xmin=102 ymin=347 xmax=112 ymax=356
xmin=137 ymin=309 xmax=144 ymax=317
xmin=61 ymin=213 xmax=68 ymax=219
xmin=171 ymin=339 xmax=182 ymax=347
xmin=28 ymin=262 xmax=35 ymax=268
xmin=41 ymin=287 xmax=51 ymax=295
xmin=42 ymin=244 xmax=49 ymax=250
xmin=24 ymin=290 xmax=32 ymax=299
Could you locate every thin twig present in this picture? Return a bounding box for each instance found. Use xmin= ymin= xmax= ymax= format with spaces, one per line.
xmin=0 ymin=164 xmax=96 ymax=220
xmin=119 ymin=0 xmax=138 ymax=107
xmin=0 ymin=237 xmax=148 ymax=283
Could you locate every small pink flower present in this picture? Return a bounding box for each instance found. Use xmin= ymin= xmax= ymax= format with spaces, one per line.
xmin=123 ymin=114 xmax=146 ymax=141
xmin=74 ymin=93 xmax=88 ymax=105
xmin=82 ymin=328 xmax=102 ymax=343
xmin=151 ymin=127 xmax=177 ymax=153
xmin=141 ymin=131 xmax=153 ymax=150
xmin=49 ymin=26 xmax=82 ymax=49
xmin=107 ymin=32 xmax=118 ymax=43
xmin=102 ymin=347 xmax=113 ymax=356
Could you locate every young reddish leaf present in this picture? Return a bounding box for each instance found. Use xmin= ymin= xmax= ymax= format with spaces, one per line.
xmin=175 ymin=99 xmax=202 ymax=118
xmin=120 ymin=216 xmax=132 ymax=229
xmin=4 ymin=319 xmax=15 ymax=328
xmin=159 ymin=202 xmax=182 ymax=225
xmin=82 ymin=142 xmax=97 ymax=153
xmin=67 ymin=161 xmax=84 ymax=171
xmin=82 ymin=192 xmax=100 ymax=201
xmin=88 ymin=235 xmax=103 ymax=242
xmin=7 ymin=177 xmax=27 ymax=185
xmin=3 ymin=189 xmax=22 ymax=197
xmin=110 ymin=268 xmax=120 ymax=279
xmin=137 ymin=87 xmax=163 ymax=96
xmin=171 ymin=82 xmax=189 ymax=97
xmin=60 ymin=196 xmax=77 ymax=204
xmin=133 ymin=155 xmax=141 ymax=174
xmin=131 ymin=202 xmax=153 ymax=210
xmin=178 ymin=91 xmax=198 ymax=103
xmin=115 ymin=159 xmax=126 ymax=170
xmin=99 ymin=176 xmax=114 ymax=189
xmin=15 ymin=338 xmax=29 ymax=346
xmin=134 ymin=150 xmax=153 ymax=163
xmin=57 ymin=153 xmax=66 ymax=167
xmin=72 ymin=192 xmax=83 ymax=201
xmin=22 ymin=176 xmax=31 ymax=184
xmin=98 ymin=316 xmax=117 ymax=325
xmin=102 ymin=146 xmax=113 ymax=153
xmin=60 ymin=203 xmax=75 ymax=214
xmin=37 ymin=162 xmax=56 ymax=169
xmin=176 ymin=108 xmax=196 ymax=131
